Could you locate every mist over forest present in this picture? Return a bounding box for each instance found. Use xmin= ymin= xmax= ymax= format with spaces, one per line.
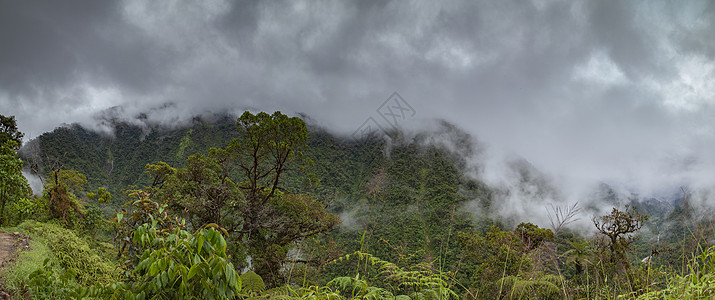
xmin=2 ymin=0 xmax=715 ymax=299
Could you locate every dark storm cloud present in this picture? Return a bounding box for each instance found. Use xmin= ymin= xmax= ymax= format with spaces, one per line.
xmin=0 ymin=1 xmax=176 ymax=95
xmin=2 ymin=0 xmax=715 ymax=227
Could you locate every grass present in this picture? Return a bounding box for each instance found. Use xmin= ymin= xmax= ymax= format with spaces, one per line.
xmin=3 ymin=239 xmax=56 ymax=292
xmin=0 ymin=220 xmax=120 ymax=298
xmin=0 ymin=225 xmax=61 ymax=296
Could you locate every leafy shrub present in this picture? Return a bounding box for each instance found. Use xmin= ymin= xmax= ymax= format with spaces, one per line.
xmin=8 ymin=196 xmax=49 ymax=225
xmin=85 ymin=223 xmax=242 ymax=299
xmin=26 ymin=258 xmax=81 ymax=299
xmin=79 ymin=204 xmax=104 ymax=234
xmin=114 ymin=190 xmax=184 ymax=266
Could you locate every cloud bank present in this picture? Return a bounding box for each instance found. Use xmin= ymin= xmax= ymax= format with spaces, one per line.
xmin=2 ymin=0 xmax=715 ymax=224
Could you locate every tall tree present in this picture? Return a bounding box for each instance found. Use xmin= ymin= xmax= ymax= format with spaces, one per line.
xmin=45 ymin=169 xmax=86 ymax=227
xmin=593 ymin=205 xmax=648 ymax=268
xmin=0 ymin=140 xmax=30 ymax=225
xmin=0 ymin=114 xmax=23 ymax=150
xmin=228 ymin=111 xmax=312 ymax=240
xmin=148 ymin=111 xmax=338 ymax=287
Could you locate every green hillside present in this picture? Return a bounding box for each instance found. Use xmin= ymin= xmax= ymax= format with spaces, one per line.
xmin=6 ymin=112 xmax=714 ymax=299
xmin=24 ymin=115 xmax=240 ymax=197
xmin=23 ymin=115 xmax=493 ymax=276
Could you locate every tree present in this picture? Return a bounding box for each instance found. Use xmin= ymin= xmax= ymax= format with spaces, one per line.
xmin=148 ymin=148 xmax=242 ymax=231
xmin=593 ymin=205 xmax=648 ymax=268
xmin=0 ymin=114 xmax=23 ymax=150
xmin=149 ymin=111 xmax=339 ymax=287
xmin=248 ymin=192 xmax=339 ymax=285
xmin=563 ymin=239 xmax=593 ymax=276
xmin=226 ymin=111 xmax=338 ymax=286
xmin=0 ymin=140 xmax=30 ymax=225
xmin=228 ymin=111 xmax=312 ymax=239
xmin=44 ymin=169 xmax=87 ymax=227
xmin=515 ymin=222 xmax=554 ymax=251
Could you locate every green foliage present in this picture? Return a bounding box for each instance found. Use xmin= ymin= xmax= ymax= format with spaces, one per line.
xmin=10 ymin=195 xmax=49 ymax=224
xmin=86 ymin=223 xmax=242 ymax=299
xmin=326 ymin=275 xmax=395 ymax=299
xmin=79 ymin=203 xmax=106 ymax=236
xmin=16 ymin=114 xmax=681 ymax=299
xmin=144 ymin=111 xmax=339 ymax=288
xmin=562 ymin=239 xmax=593 ymax=277
xmin=0 ymin=220 xmax=119 ymax=299
xmin=514 ymin=222 xmax=554 ymax=250
xmin=114 ymin=190 xmax=185 ymax=267
xmin=499 ymin=273 xmax=564 ymax=300
xmin=131 ymin=224 xmax=240 ymax=298
xmin=28 ymin=116 xmax=241 ymax=201
xmin=638 ymin=246 xmax=715 ymax=299
xmin=43 ymin=169 xmax=89 ymax=228
xmin=18 ymin=220 xmax=119 ymax=286
xmin=242 ymin=250 xmax=458 ymax=299
xmin=2 ymin=231 xmax=56 ymax=295
xmin=149 ymin=149 xmax=242 ymax=231
xmin=241 ymin=270 xmax=266 ymax=293
xmin=0 ymin=114 xmax=23 ymax=150
xmin=26 ymin=258 xmax=81 ymax=299
xmin=457 ymin=223 xmax=564 ymax=298
xmin=331 ymin=251 xmax=459 ymax=299
xmin=86 ymin=186 xmax=112 ymax=203
xmin=228 ymin=111 xmax=313 ymax=244
xmin=0 ymin=140 xmax=31 ymax=226
xmin=177 ymin=129 xmax=193 ymax=159
xmin=594 ymin=205 xmax=649 ymax=269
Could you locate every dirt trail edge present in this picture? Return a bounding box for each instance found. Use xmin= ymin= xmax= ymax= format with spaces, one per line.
xmin=0 ymin=233 xmax=18 ymax=267
xmin=0 ymin=231 xmax=30 ymax=300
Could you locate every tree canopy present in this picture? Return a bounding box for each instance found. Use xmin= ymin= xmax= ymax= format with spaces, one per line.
xmin=147 ymin=111 xmax=338 ymax=286
xmin=0 ymin=140 xmax=30 ymax=225
xmin=0 ymin=114 xmax=23 ymax=150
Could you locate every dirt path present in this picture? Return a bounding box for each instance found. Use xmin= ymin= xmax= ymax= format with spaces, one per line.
xmin=0 ymin=231 xmax=29 ymax=300
xmin=0 ymin=233 xmax=17 ymax=268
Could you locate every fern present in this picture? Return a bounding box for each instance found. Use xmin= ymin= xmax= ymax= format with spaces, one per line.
xmin=241 ymin=271 xmax=266 ymax=293
xmin=329 ymin=251 xmax=459 ymax=299
xmin=499 ymin=273 xmax=563 ymax=300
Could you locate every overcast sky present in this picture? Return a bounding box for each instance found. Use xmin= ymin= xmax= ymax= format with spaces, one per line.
xmin=2 ymin=0 xmax=715 ymax=218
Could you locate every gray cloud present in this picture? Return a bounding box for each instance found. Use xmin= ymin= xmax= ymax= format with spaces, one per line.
xmin=2 ymin=0 xmax=715 ymax=225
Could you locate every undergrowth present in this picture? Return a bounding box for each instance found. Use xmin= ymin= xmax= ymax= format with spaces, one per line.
xmin=1 ymin=232 xmax=56 ymax=295
xmin=0 ymin=220 xmax=120 ymax=299
xmin=17 ymin=220 xmax=120 ymax=286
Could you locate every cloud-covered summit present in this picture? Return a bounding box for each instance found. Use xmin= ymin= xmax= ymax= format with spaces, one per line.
xmin=2 ymin=0 xmax=715 ymax=220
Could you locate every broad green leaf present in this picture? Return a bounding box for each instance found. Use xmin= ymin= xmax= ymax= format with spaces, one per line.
xmin=188 ymin=264 xmax=200 ymax=280
xmin=197 ymin=235 xmax=204 ymax=254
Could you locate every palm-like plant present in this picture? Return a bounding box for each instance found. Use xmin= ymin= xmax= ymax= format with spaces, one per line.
xmin=563 ymin=240 xmax=593 ymax=276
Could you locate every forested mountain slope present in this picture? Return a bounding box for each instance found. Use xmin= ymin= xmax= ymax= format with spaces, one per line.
xmin=21 ymin=115 xmax=240 ymax=197
xmin=21 ymin=115 xmax=494 ymax=276
xmin=8 ymin=112 xmax=715 ymax=299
